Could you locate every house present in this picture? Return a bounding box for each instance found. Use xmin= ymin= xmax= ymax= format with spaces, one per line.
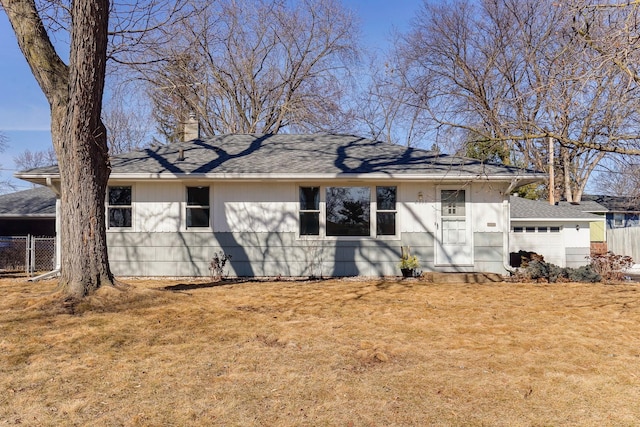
xmin=581 ymin=195 xmax=640 ymax=229
xmin=509 ymin=195 xmax=604 ymax=268
xmin=15 ymin=134 xmax=543 ymax=277
xmin=580 ymin=194 xmax=640 ymax=262
xmin=0 ymin=186 xmax=56 ymax=236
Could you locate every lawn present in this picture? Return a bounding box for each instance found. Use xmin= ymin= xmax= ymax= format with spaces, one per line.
xmin=1 ymin=276 xmax=639 ymax=426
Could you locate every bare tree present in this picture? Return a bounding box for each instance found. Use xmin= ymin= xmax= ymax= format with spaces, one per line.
xmin=379 ymin=0 xmax=640 ymax=202
xmin=0 ymin=132 xmax=16 ymax=194
xmin=355 ymin=53 xmax=434 ymax=148
xmin=135 ymin=0 xmax=360 ymax=140
xmin=14 ymin=148 xmax=57 ymax=170
xmin=103 ymin=80 xmax=153 ymax=154
xmin=595 ymin=158 xmax=640 ymax=197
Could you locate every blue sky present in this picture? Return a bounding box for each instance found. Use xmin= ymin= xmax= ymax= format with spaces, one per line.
xmin=0 ymin=1 xmax=422 ymax=191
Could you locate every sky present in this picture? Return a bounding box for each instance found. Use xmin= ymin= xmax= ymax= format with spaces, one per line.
xmin=0 ymin=1 xmax=423 ymax=192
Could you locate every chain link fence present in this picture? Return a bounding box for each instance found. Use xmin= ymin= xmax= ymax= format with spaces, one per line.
xmin=0 ymin=235 xmax=56 ymax=275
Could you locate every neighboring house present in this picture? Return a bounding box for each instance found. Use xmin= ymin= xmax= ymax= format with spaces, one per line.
xmin=581 ymin=194 xmax=640 ymax=262
xmin=581 ymin=195 xmax=640 ymax=229
xmin=510 ymin=196 xmax=604 ymax=268
xmin=0 ymin=186 xmax=56 ymax=236
xmin=16 ymin=134 xmax=543 ymax=277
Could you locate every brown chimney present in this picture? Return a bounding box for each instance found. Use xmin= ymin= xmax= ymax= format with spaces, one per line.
xmin=183 ymin=112 xmax=200 ymax=142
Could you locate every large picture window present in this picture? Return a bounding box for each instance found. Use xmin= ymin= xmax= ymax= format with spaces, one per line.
xmin=186 ymin=186 xmax=210 ymax=228
xmin=108 ymin=186 xmax=132 ymax=228
xmin=298 ymin=185 xmax=398 ymax=238
xmin=326 ymin=187 xmax=371 ymax=236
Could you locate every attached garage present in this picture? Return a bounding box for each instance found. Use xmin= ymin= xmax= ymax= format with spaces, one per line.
xmin=510 ymin=196 xmax=602 ymax=268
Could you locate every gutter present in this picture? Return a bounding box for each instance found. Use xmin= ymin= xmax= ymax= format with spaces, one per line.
xmin=16 ymin=172 xmax=545 ymax=183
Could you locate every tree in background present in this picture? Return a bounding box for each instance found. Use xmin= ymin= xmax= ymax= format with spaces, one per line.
xmin=133 ymin=0 xmax=360 ymax=140
xmin=595 ymin=158 xmax=640 ymax=198
xmin=14 ymin=148 xmax=57 ymax=170
xmin=366 ymin=0 xmax=640 ymax=202
xmin=0 ymin=132 xmax=16 ymax=194
xmin=102 ymin=81 xmax=154 ymax=154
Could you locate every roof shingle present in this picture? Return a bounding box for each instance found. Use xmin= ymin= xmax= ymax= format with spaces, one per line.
xmin=18 ymin=134 xmax=543 ymax=180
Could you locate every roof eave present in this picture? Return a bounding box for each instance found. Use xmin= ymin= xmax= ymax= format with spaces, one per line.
xmin=511 ymin=217 xmax=603 ymax=221
xmin=0 ymin=214 xmax=56 ymax=218
xmin=16 ymin=171 xmax=544 ymax=183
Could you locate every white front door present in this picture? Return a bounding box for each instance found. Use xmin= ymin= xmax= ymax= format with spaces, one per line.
xmin=435 ymin=188 xmax=473 ymax=266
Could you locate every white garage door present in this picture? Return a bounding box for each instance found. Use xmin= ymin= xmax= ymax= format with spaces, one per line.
xmin=510 ymin=225 xmax=565 ymax=267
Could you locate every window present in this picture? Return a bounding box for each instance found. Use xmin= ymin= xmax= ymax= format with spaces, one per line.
xmin=441 ymin=190 xmax=465 ymax=216
xmin=326 ymin=187 xmax=370 ymax=236
xmin=525 ymin=227 xmax=536 ymax=233
xmin=299 ymin=187 xmax=320 ymax=235
xmin=298 ymin=185 xmax=398 ymax=238
xmin=614 ymin=213 xmax=625 ymax=228
xmin=550 ymin=226 xmax=560 ymax=233
xmin=186 ymin=186 xmax=210 ymax=228
xmin=376 ymin=186 xmax=397 ymax=236
xmin=538 ymin=227 xmax=548 ymax=233
xmin=108 ymin=186 xmax=132 ymax=228
xmin=513 ymin=227 xmax=523 ymax=233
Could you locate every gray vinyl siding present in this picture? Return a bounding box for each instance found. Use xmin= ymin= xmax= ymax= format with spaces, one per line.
xmin=473 ymin=232 xmax=504 ymax=273
xmin=107 ymin=230 xmax=506 ymax=277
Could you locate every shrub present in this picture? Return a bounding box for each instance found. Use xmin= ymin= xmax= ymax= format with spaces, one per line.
xmin=514 ymin=259 xmax=601 ymax=283
xmin=209 ymin=251 xmax=232 ymax=281
xmin=568 ymin=265 xmax=601 ymax=283
xmin=589 ymin=251 xmax=634 ymax=282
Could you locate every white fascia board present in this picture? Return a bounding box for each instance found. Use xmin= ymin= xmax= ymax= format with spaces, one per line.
xmin=107 ymin=172 xmax=543 ymax=182
xmin=17 ymin=171 xmax=544 ymax=184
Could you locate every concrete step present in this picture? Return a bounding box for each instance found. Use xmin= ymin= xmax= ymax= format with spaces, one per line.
xmin=419 ymin=272 xmax=505 ymax=284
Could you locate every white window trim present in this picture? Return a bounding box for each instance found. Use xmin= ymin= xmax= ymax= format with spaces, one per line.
xmin=106 ymin=184 xmax=134 ymax=232
xmin=184 ymin=184 xmax=212 ymax=231
xmin=296 ymin=184 xmax=400 ymax=240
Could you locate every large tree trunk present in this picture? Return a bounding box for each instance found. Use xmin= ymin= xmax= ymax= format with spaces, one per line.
xmin=3 ymin=0 xmax=114 ymax=297
xmin=57 ymin=0 xmax=113 ymax=297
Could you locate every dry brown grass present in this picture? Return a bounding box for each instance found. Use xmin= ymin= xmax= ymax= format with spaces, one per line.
xmin=1 ymin=276 xmax=640 ymax=426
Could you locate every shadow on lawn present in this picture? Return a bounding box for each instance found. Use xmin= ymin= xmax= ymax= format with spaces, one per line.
xmin=162 ymin=277 xmax=328 ymax=292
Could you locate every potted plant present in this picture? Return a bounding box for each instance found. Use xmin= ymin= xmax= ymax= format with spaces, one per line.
xmin=398 ymin=246 xmax=420 ymax=278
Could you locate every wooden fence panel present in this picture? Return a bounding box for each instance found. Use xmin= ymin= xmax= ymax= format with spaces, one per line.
xmin=607 ymin=227 xmax=640 ymax=263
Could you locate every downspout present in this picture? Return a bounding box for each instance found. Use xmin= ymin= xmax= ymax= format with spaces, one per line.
xmin=29 ymin=178 xmax=61 ymax=282
xmin=502 ymin=197 xmax=514 ymax=275
xmin=502 ymin=179 xmax=518 ymax=275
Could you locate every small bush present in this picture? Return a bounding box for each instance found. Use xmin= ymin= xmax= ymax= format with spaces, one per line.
xmin=209 ymin=251 xmax=232 ymax=282
xmin=568 ymin=265 xmax=601 ymax=283
xmin=514 ymin=259 xmax=601 ymax=283
xmin=589 ymin=251 xmax=634 ymax=282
